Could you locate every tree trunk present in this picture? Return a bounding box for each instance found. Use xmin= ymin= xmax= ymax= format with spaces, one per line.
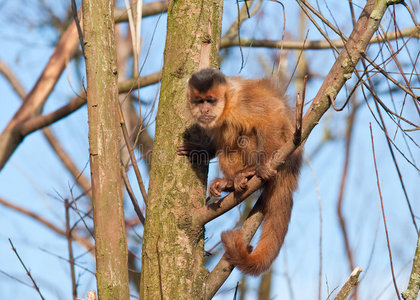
xmin=140 ymin=0 xmax=223 ymax=298
xmin=83 ymin=0 xmax=130 ymax=299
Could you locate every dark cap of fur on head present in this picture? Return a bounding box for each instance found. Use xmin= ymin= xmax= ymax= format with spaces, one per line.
xmin=188 ymin=68 xmax=227 ymax=93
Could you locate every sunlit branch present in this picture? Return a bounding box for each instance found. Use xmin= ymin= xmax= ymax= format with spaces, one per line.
xmin=221 ymin=26 xmax=419 ymax=50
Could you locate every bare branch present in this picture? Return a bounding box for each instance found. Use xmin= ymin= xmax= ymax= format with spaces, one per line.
xmin=221 ymin=26 xmax=419 ymax=49
xmin=334 ymin=267 xmax=363 ymax=300
xmin=370 ymin=124 xmax=401 ymax=300
xmin=65 ymin=200 xmax=77 ymax=299
xmin=0 ymin=197 xmax=94 ymax=252
xmin=0 ymin=1 xmax=165 ymax=171
xmin=336 ymin=101 xmax=359 ymax=292
xmin=114 ymin=1 xmax=168 ymax=21
xmin=20 ymin=71 xmax=161 ymax=137
xmin=9 ymin=239 xmax=46 ymax=300
xmin=0 ymin=60 xmax=92 ymax=198
xmin=118 ymin=100 xmax=148 ymax=204
xmin=402 ymin=230 xmax=420 ymax=300
xmin=121 ymin=166 xmax=145 ymax=225
xmin=205 ymin=200 xmax=265 ymax=299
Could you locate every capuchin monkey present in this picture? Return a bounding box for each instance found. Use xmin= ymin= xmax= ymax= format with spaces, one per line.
xmin=179 ymin=68 xmax=302 ymax=275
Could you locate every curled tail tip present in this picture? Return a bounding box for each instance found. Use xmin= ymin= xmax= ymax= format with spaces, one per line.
xmin=220 ymin=229 xmax=269 ymax=276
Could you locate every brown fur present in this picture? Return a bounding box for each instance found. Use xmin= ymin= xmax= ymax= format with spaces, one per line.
xmin=187 ymin=68 xmax=302 ymax=275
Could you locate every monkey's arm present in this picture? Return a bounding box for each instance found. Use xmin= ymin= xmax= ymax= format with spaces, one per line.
xmin=254 ymin=127 xmax=277 ymax=181
xmin=177 ymin=127 xmax=216 ymax=164
xmin=177 ymin=141 xmax=216 ymax=164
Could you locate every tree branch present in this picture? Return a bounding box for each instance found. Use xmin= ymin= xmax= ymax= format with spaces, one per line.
xmin=0 ymin=197 xmax=94 ymax=252
xmin=114 ymin=0 xmax=168 ymax=21
xmin=402 ymin=230 xmax=420 ymax=300
xmin=220 ymin=26 xmax=419 ymax=50
xmin=334 ymin=267 xmax=363 ymax=300
xmin=0 ymin=60 xmax=92 ymax=198
xmin=0 ymin=2 xmax=166 ymax=171
xmin=19 ymin=71 xmax=161 ymax=137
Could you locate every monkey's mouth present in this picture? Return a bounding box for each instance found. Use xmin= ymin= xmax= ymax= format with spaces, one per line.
xmin=198 ymin=116 xmax=216 ymax=124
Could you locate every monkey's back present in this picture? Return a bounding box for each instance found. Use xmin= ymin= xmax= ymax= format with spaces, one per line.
xmin=213 ymin=77 xmax=296 ymax=178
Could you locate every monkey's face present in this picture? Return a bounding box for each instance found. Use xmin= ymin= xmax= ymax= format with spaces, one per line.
xmin=188 ymin=86 xmax=226 ymax=130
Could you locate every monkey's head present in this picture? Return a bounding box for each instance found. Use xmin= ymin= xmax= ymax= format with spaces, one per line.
xmin=187 ymin=68 xmax=227 ymax=130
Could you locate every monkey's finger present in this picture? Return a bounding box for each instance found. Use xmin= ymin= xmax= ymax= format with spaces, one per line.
xmin=209 ymin=188 xmax=221 ymax=197
xmin=242 ymin=170 xmax=256 ymax=179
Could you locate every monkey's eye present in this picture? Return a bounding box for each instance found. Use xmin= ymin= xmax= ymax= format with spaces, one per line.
xmin=205 ymin=98 xmax=217 ymax=104
xmin=193 ymin=99 xmax=205 ymax=104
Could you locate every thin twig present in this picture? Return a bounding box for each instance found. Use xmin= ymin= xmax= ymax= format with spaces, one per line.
xmin=360 ymin=58 xmax=419 ymax=230
xmin=294 ymin=93 xmax=303 ymax=145
xmin=336 ymin=100 xmax=360 ymax=298
xmin=235 ymin=0 xmax=245 ymax=72
xmin=297 ymin=0 xmax=418 ymax=100
xmin=121 ymin=165 xmax=145 ymax=225
xmin=369 ymin=123 xmax=401 ymax=300
xmin=65 ymin=200 xmax=77 ymax=299
xmin=118 ymin=103 xmax=148 ymax=205
xmin=296 ymin=0 xmax=340 ymax=54
xmin=8 ymin=239 xmax=46 ymax=300
xmin=284 ymin=30 xmax=310 ymax=92
xmin=221 ymin=0 xmax=260 ymax=43
xmin=39 ymin=247 xmax=95 ymax=275
xmin=70 ymin=0 xmax=84 ymax=56
xmin=221 ymin=26 xmax=420 ymax=49
xmin=0 ymin=197 xmax=94 ymax=253
xmin=305 ymin=154 xmax=323 ymax=300
xmin=329 ymin=94 xmax=350 ymax=111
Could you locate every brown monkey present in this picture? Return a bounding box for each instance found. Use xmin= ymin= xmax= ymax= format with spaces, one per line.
xmin=181 ymin=68 xmax=302 ymax=275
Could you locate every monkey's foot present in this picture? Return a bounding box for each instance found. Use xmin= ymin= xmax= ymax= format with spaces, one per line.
xmin=233 ymin=170 xmax=255 ymax=193
xmin=209 ymin=178 xmax=234 ymax=197
xmin=256 ymin=164 xmax=277 ymax=181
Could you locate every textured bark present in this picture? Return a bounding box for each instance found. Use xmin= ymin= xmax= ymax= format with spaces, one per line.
xmin=140 ymin=0 xmax=223 ymax=299
xmin=83 ymin=0 xmax=130 ymax=299
xmin=257 ymin=268 xmax=273 ymax=300
xmin=335 ymin=267 xmax=363 ymax=300
xmin=402 ymin=230 xmax=420 ymax=300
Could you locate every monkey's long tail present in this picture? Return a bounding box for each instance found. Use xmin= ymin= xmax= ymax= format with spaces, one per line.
xmin=220 ymin=172 xmax=296 ymax=276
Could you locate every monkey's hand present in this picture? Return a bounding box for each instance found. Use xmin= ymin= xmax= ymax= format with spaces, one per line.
xmin=209 ymin=178 xmax=234 ymax=197
xmin=177 ymin=142 xmax=212 ymax=164
xmin=233 ymin=170 xmax=256 ymax=193
xmin=177 ymin=142 xmax=200 ymax=156
xmin=256 ymin=163 xmax=277 ymax=181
